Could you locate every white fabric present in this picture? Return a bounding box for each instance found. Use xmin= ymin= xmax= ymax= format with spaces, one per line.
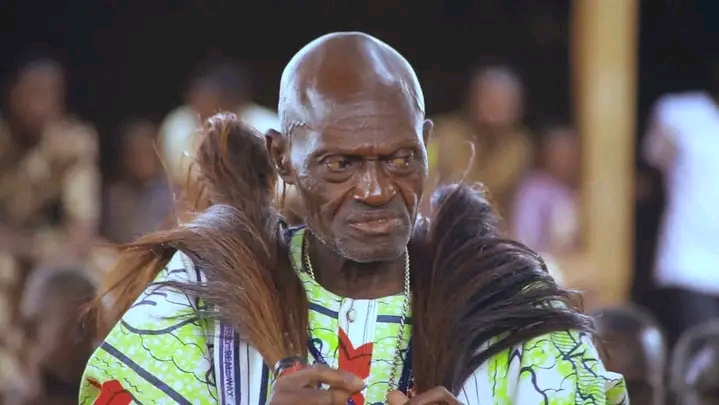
xmin=158 ymin=106 xmax=200 ymax=185
xmin=643 ymin=91 xmax=719 ymax=294
xmin=240 ymin=104 xmax=281 ymax=135
xmin=158 ymin=103 xmax=280 ymax=185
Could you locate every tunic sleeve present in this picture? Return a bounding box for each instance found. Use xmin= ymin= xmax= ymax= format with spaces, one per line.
xmin=457 ymin=330 xmax=628 ymax=405
xmin=80 ymin=251 xmax=219 ymax=405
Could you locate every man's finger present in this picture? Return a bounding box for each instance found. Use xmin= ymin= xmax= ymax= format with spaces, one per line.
xmin=274 ymin=364 xmax=364 ymax=392
xmin=387 ymin=389 xmax=410 ymax=405
xmin=405 ymin=386 xmax=462 ymax=405
xmin=271 ymin=388 xmax=354 ymax=405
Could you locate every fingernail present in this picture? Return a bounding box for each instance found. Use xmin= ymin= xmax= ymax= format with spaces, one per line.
xmin=347 ymin=375 xmax=363 ymax=386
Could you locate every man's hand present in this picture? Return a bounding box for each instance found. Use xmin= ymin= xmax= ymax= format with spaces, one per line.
xmin=267 ymin=364 xmax=364 ymax=405
xmin=387 ymin=387 xmax=463 ymax=405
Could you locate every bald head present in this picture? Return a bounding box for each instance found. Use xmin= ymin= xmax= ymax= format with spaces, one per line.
xmin=268 ymin=32 xmax=432 ymax=264
xmin=278 ymin=32 xmax=425 ymax=134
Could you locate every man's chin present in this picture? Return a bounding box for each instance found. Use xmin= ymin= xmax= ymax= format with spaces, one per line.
xmin=335 ymin=235 xmax=408 ymax=263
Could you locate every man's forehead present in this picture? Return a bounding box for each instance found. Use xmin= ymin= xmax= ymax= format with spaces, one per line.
xmin=286 ymin=89 xmax=421 ymax=132
xmin=289 ymin=117 xmax=423 ymax=159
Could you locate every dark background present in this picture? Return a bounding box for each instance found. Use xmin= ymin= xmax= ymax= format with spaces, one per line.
xmin=2 ymin=0 xmax=717 ymax=169
xmin=1 ymin=0 xmax=718 ymax=304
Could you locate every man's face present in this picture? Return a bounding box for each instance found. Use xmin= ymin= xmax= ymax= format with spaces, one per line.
xmin=472 ymin=76 xmax=522 ymax=129
xmin=11 ymin=69 xmax=64 ymax=132
xmin=279 ymin=93 xmax=430 ymax=263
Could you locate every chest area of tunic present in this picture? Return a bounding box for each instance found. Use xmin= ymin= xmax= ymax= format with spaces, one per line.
xmin=225 ymin=294 xmax=412 ymax=405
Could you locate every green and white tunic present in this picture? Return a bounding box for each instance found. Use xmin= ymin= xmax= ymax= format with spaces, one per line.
xmin=80 ymin=228 xmax=628 ymax=405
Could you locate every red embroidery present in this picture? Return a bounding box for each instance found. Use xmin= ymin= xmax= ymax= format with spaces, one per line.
xmin=338 ymin=328 xmax=373 ymax=405
xmin=88 ymin=379 xmax=133 ymax=405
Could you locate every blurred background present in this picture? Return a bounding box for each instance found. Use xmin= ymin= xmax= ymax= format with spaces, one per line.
xmin=1 ymin=0 xmax=719 ymax=404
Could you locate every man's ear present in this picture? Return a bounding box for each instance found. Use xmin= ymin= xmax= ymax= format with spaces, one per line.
xmin=265 ymin=129 xmax=295 ymax=184
xmin=422 ymin=119 xmax=433 ymax=146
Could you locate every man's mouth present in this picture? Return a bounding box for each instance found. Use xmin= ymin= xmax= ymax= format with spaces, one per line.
xmin=347 ymin=216 xmax=403 ymax=235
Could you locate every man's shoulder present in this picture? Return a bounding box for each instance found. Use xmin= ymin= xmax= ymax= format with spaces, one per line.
xmin=85 ymin=249 xmax=216 ymax=405
xmin=117 ymin=250 xmax=203 ymax=322
xmin=468 ymin=329 xmax=627 ymax=404
xmin=153 ymin=249 xmax=203 ymax=285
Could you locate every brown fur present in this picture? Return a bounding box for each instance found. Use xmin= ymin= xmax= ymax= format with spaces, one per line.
xmin=409 ymin=184 xmax=591 ymax=393
xmin=94 ymin=113 xmax=307 ymax=364
xmin=93 ymin=112 xmax=592 ymax=394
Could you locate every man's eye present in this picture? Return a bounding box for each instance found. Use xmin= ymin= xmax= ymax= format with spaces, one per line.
xmin=388 ymin=152 xmax=414 ymax=168
xmin=325 ymin=157 xmax=351 ymax=171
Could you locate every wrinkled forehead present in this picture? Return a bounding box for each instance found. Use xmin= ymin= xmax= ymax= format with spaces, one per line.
xmin=285 ymin=83 xmax=422 ymax=131
xmin=284 ymin=92 xmax=425 ymax=161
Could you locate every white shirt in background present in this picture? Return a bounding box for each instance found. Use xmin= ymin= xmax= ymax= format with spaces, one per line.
xmin=643 ymin=91 xmax=719 ymax=295
xmin=158 ymin=103 xmax=281 ymax=186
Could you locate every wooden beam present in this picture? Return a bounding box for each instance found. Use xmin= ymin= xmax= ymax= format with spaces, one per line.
xmin=570 ymin=0 xmax=639 ymax=306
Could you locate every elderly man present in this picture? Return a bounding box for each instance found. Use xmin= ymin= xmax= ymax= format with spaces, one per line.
xmin=81 ymin=33 xmax=626 ymax=405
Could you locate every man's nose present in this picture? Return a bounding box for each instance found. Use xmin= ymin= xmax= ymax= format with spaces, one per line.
xmin=353 ymin=162 xmax=396 ymax=206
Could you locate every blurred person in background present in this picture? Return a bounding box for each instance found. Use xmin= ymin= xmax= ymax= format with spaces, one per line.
xmin=426 ymin=63 xmax=532 ymax=218
xmin=642 ymin=90 xmax=719 ymax=346
xmin=593 ymin=305 xmax=668 ymax=405
xmin=670 ymin=321 xmax=719 ymax=405
xmin=159 ymin=62 xmax=280 ymax=187
xmin=157 ymin=62 xmax=304 ymax=224
xmin=510 ymin=123 xmax=580 ymax=254
xmin=0 ymin=57 xmax=100 ymax=388
xmin=102 ymin=118 xmax=173 ymax=244
xmin=159 ymin=62 xmax=305 ymax=226
xmin=2 ymin=267 xmax=97 ymax=405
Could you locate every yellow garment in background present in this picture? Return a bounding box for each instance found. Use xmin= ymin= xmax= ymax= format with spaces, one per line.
xmin=427 ymin=113 xmax=532 ymax=217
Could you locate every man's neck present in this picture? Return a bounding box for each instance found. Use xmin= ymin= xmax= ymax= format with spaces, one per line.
xmin=307 ymin=233 xmax=405 ymax=299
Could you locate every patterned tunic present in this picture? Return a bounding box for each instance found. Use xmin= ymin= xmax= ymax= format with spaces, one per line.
xmin=80 ymin=228 xmax=628 ymax=404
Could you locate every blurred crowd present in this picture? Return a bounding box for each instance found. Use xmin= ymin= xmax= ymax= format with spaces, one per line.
xmin=0 ymin=52 xmax=717 ymax=405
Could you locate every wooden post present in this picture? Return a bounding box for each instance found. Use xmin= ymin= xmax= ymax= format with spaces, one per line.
xmin=570 ymin=0 xmax=639 ymax=306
